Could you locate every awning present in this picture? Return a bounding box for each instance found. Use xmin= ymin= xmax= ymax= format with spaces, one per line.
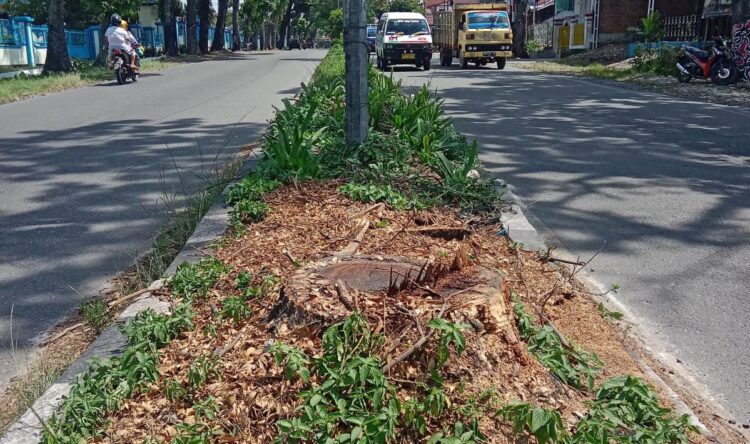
xmin=702 ymin=0 xmax=732 ymax=19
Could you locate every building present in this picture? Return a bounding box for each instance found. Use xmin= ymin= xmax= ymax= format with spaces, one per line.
xmin=553 ymin=0 xmax=724 ymax=54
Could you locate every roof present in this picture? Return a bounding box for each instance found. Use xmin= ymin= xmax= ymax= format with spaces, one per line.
xmin=381 ymin=12 xmax=428 ymax=20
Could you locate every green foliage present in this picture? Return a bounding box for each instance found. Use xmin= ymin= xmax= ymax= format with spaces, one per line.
xmin=631 ymin=46 xmax=680 ymax=76
xmin=629 ymin=11 xmax=663 ymax=43
xmin=80 ymin=298 xmax=112 ymax=333
xmin=270 ymin=343 xmax=311 ymax=383
xmin=339 ymin=182 xmax=415 ymax=210
xmin=597 ymin=303 xmax=624 ymax=321
xmin=427 ymin=422 xmax=483 ymax=444
xmin=514 ymin=298 xmax=602 ymax=390
xmin=226 ymin=176 xmax=280 ymax=205
xmin=164 ymin=378 xmax=187 ymax=403
xmin=497 ymin=402 xmax=567 ymax=444
xmin=327 ymin=8 xmax=344 ymax=39
xmin=221 ymin=295 xmax=251 ymax=324
xmin=570 ymin=376 xmax=697 ymax=443
xmin=232 ymin=199 xmax=270 ymax=223
xmin=388 ymin=0 xmax=425 ymax=13
xmin=527 ymin=39 xmax=543 ymax=53
xmin=193 ymin=396 xmax=221 ymax=421
xmin=187 ymin=356 xmax=221 ymax=389
xmin=44 ymin=304 xmax=195 ymax=442
xmin=170 ymin=258 xmax=229 ymax=300
xmin=427 ymin=318 xmax=469 ymax=367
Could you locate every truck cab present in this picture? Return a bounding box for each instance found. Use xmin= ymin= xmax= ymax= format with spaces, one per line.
xmin=434 ymin=3 xmax=513 ymax=69
xmin=376 ymin=12 xmax=433 ymax=71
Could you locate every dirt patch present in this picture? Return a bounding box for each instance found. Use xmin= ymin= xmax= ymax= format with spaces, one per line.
xmin=79 ymin=182 xmax=748 ymax=443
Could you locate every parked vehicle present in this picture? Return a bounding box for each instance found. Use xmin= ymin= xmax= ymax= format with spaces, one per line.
xmin=433 ymin=2 xmax=513 ymax=69
xmin=676 ymin=37 xmax=738 ymax=85
xmin=375 ymin=12 xmax=433 ymax=71
xmin=288 ymin=38 xmax=301 ymax=50
xmin=109 ymin=46 xmax=140 ymax=85
xmin=367 ymin=24 xmax=377 ymax=53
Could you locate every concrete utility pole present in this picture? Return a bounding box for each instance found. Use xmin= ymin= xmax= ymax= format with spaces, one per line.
xmin=344 ymin=0 xmax=369 ymax=145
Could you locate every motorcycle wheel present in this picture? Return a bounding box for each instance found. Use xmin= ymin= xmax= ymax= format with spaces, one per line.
xmin=115 ymin=68 xmax=125 ymax=85
xmin=710 ymin=60 xmax=738 ymax=86
xmin=676 ymin=71 xmax=691 ymax=83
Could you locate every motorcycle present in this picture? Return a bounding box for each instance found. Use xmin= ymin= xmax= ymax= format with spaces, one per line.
xmin=676 ymin=37 xmax=738 ymax=85
xmin=109 ymin=45 xmax=141 ymax=85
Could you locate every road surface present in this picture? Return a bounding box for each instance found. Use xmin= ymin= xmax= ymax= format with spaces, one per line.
xmin=0 ymin=50 xmax=326 ymax=389
xmin=393 ymin=62 xmax=750 ymax=421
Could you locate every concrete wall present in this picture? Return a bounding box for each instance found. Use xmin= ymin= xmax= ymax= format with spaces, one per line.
xmin=0 ymin=46 xmax=27 ymax=65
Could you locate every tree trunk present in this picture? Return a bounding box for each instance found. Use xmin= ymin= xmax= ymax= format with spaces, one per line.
xmin=163 ymin=0 xmax=178 ymax=56
xmin=733 ymin=0 xmax=750 ymax=81
xmin=187 ymin=0 xmax=198 ymax=54
xmin=44 ymin=0 xmax=72 ymax=73
xmin=512 ymin=0 xmax=529 ymax=58
xmin=210 ymin=0 xmax=229 ymax=51
xmin=199 ymin=0 xmax=210 ymax=52
xmin=95 ymin=22 xmax=108 ymax=66
xmin=231 ymin=0 xmax=241 ymax=50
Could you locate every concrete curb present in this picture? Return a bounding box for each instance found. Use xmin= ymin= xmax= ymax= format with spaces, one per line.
xmin=0 ymin=157 xmax=256 ymax=444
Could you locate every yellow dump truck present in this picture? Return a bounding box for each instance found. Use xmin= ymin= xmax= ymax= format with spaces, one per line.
xmin=433 ymin=3 xmax=513 ymax=69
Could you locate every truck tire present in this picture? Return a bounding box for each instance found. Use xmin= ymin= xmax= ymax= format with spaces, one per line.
xmin=442 ymin=55 xmax=452 ymax=67
xmin=459 ymin=52 xmax=468 ymax=69
xmin=423 ymin=59 xmax=431 ymax=71
xmin=496 ymin=57 xmax=506 ymax=70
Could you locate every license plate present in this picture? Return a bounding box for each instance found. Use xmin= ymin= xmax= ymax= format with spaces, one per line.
xmin=402 ymin=53 xmax=415 ymax=60
xmin=483 ymin=52 xmax=496 ymax=57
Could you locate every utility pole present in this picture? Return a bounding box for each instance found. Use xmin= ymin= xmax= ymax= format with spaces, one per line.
xmin=344 ymin=0 xmax=369 ymax=145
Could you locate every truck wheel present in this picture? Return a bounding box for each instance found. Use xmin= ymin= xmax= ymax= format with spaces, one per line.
xmin=442 ymin=55 xmax=452 ymax=67
xmin=423 ymin=59 xmax=431 ymax=71
xmin=459 ymin=52 xmax=468 ymax=69
xmin=496 ymin=57 xmax=506 ymax=70
xmin=381 ymin=58 xmax=389 ymax=71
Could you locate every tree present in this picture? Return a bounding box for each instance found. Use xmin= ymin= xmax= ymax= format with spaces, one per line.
xmin=43 ymin=0 xmax=73 ymax=73
xmin=366 ymin=0 xmax=388 ymax=22
xmin=199 ymin=0 xmax=210 ymax=52
xmin=162 ymin=0 xmax=178 ymax=56
xmin=327 ymin=8 xmax=343 ymax=39
xmin=511 ymin=0 xmax=529 ymax=58
xmin=388 ymin=0 xmax=424 ymax=14
xmin=231 ymin=0 xmax=241 ymax=50
xmin=186 ymin=0 xmax=197 ymax=54
xmin=79 ymin=0 xmax=141 ymax=64
xmin=210 ymin=0 xmax=228 ymax=50
xmin=733 ymin=0 xmax=750 ymax=81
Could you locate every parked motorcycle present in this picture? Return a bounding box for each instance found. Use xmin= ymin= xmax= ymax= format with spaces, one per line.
xmin=109 ymin=45 xmax=141 ymax=85
xmin=676 ymin=37 xmax=738 ymax=85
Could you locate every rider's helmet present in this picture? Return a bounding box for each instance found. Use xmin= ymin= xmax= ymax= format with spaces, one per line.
xmin=121 ymin=20 xmax=128 ymax=30
xmin=110 ymin=13 xmax=121 ymax=27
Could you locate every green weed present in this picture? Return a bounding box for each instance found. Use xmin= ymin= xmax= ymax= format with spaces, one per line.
xmin=170 ymin=258 xmax=229 ymax=300
xmin=80 ymin=298 xmax=112 ymax=333
xmin=497 ymin=402 xmax=566 ymax=444
xmin=221 ymin=296 xmax=251 ymax=324
xmin=339 ymin=182 xmax=416 ymax=210
xmin=187 ymin=356 xmax=221 ymax=390
xmin=514 ymin=297 xmax=602 ymax=390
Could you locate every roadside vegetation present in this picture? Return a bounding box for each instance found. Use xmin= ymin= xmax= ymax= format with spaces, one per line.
xmin=0 ymin=58 xmax=174 ymax=104
xmin=38 ymin=44 xmax=706 ymax=443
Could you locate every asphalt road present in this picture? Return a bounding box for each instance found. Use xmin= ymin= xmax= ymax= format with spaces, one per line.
xmin=392 ymin=61 xmax=750 ymax=420
xmin=0 ymin=50 xmax=325 ymax=389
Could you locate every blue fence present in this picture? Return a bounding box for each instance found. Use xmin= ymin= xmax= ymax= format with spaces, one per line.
xmin=2 ymin=16 xmax=240 ymax=66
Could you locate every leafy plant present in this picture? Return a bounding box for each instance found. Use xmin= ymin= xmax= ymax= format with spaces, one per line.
xmin=163 ymin=378 xmax=187 ymax=403
xmin=427 ymin=318 xmax=470 ymax=367
xmin=187 ymin=356 xmax=221 ymax=390
xmin=193 ymin=396 xmax=221 ymax=421
xmin=170 ymin=258 xmax=229 ymax=300
xmin=339 ymin=182 xmax=415 ymax=210
xmin=497 ymin=402 xmax=567 ymax=444
xmin=428 ymin=421 xmax=484 ymax=444
xmin=232 ymin=199 xmax=270 ymax=224
xmin=80 ymin=298 xmax=112 ymax=333
xmin=225 ymin=176 xmax=280 ymax=205
xmin=570 ymin=376 xmax=697 ymax=443
xmin=221 ymin=296 xmax=251 ymax=324
xmin=514 ymin=298 xmax=602 ymax=390
xmin=270 ymin=343 xmax=311 ymax=383
xmin=597 ymin=303 xmax=624 ymax=321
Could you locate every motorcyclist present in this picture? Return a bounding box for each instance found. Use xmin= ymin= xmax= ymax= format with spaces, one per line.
xmin=105 ymin=13 xmax=138 ymax=71
xmin=120 ymin=20 xmax=142 ymax=68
